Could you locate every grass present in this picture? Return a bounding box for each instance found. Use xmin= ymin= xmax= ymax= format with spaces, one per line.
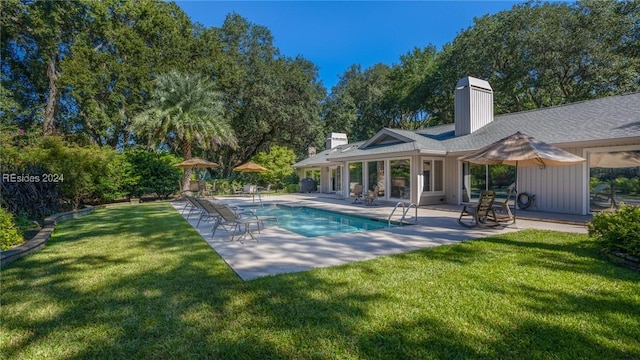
xmin=1 ymin=202 xmax=639 ymax=359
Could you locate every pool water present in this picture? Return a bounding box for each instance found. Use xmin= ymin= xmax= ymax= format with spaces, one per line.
xmin=249 ymin=205 xmax=395 ymax=237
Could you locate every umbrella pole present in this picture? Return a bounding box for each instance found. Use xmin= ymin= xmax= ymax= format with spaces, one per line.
xmin=513 ymin=162 xmax=518 ymax=225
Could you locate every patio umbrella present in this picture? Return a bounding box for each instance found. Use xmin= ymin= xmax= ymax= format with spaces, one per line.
xmin=233 ymin=161 xmax=267 ymax=173
xmin=458 ymin=131 xmax=586 ymax=224
xmin=173 ymin=157 xmax=218 ymax=190
xmin=233 ymin=161 xmax=268 ymax=202
xmin=173 ymin=157 xmax=218 ymax=169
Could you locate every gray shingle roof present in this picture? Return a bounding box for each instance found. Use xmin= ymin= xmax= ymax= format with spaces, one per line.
xmin=294 ymin=92 xmax=640 ymax=167
xmin=445 ymin=92 xmax=640 ymax=152
xmin=293 ymin=142 xmax=365 ymax=168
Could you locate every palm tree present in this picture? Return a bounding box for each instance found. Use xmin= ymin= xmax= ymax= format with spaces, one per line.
xmin=133 ymin=71 xmax=237 ymax=190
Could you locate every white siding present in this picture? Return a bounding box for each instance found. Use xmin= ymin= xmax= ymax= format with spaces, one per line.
xmin=454 ymin=77 xmax=493 ymax=136
xmin=446 ymin=146 xmax=590 ymax=214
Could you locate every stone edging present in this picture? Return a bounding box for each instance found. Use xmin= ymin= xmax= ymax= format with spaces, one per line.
xmin=608 ymin=251 xmax=640 ymax=272
xmin=0 ymin=206 xmax=94 ymax=268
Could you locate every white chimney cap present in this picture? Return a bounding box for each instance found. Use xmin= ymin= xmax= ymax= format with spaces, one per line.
xmin=456 ymin=76 xmax=492 ymax=91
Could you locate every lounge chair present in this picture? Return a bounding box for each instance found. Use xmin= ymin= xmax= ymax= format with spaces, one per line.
xmin=365 ymin=185 xmax=379 ymax=206
xmin=209 ymin=203 xmax=266 ymax=243
xmin=458 ymin=190 xmax=500 ymax=228
xmin=182 ymin=195 xmax=203 ymax=218
xmin=190 ymin=197 xmax=222 ymax=227
xmin=493 ymin=183 xmax=515 ymax=223
xmin=351 ymin=184 xmax=364 ymax=203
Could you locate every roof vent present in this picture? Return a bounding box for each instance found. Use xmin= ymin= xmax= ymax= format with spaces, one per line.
xmin=454 ymin=76 xmax=493 ymax=137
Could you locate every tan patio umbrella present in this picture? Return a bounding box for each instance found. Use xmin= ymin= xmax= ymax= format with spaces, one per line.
xmin=173 ymin=157 xmax=218 ymax=169
xmin=173 ymin=157 xmax=218 ymax=191
xmin=233 ymin=161 xmax=268 ymax=202
xmin=233 ymin=161 xmax=267 ymax=173
xmin=459 ymin=131 xmax=586 ymax=224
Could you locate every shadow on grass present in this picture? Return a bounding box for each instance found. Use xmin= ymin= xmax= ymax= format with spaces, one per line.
xmin=2 ymin=205 xmax=639 ymax=359
xmin=476 ymin=229 xmax=640 ymax=282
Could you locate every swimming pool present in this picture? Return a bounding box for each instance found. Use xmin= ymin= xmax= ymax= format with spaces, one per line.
xmin=248 ymin=204 xmax=396 ymax=237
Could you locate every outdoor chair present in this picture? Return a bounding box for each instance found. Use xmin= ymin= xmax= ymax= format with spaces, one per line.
xmin=197 ymin=180 xmax=208 ymax=197
xmin=189 ymin=180 xmax=200 ymax=195
xmin=351 ymin=184 xmax=364 ymax=204
xmin=242 ymin=184 xmax=257 ymax=196
xmin=232 ymin=184 xmax=243 ymax=196
xmin=365 ymin=185 xmax=379 ymax=206
xmin=182 ymin=195 xmax=203 ymax=219
xmin=191 ymin=197 xmax=222 ymax=227
xmin=493 ymin=183 xmax=515 ymax=223
xmin=458 ymin=190 xmax=500 ymax=228
xmin=210 ymin=203 xmax=271 ymax=243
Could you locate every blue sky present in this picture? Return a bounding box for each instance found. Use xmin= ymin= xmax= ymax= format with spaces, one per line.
xmin=176 ymin=1 xmax=521 ymax=90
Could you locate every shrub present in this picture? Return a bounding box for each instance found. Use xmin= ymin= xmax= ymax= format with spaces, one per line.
xmin=211 ymin=179 xmax=231 ymax=195
xmin=124 ymin=149 xmax=182 ymax=198
xmin=20 ymin=137 xmax=128 ymax=208
xmin=0 ymin=207 xmax=23 ymax=250
xmin=588 ymin=204 xmax=640 ymax=256
xmin=1 ymin=163 xmax=61 ymax=219
xmin=285 ymin=183 xmax=300 ymax=193
xmin=252 ymin=145 xmax=297 ymax=189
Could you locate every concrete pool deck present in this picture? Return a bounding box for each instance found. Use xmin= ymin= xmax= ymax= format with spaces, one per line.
xmin=172 ymin=194 xmax=589 ymax=281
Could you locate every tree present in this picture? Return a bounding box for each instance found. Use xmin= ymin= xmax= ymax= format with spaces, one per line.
xmin=132 ymin=71 xmax=237 ymax=190
xmin=204 ymin=14 xmax=325 ymax=174
xmin=385 ymin=46 xmax=439 ymax=129
xmin=322 ymin=63 xmax=391 ymax=142
xmin=252 ymin=145 xmax=297 ymax=190
xmin=1 ymin=0 xmax=198 ymax=145
xmin=59 ymin=0 xmax=196 ymax=147
xmin=1 ymin=0 xmax=87 ymax=134
xmin=430 ymin=0 xmax=640 ymax=121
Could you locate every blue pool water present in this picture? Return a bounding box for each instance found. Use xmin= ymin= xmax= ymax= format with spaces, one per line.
xmin=248 ymin=205 xmax=395 ymax=238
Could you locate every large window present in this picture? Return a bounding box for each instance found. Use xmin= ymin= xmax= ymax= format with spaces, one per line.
xmin=422 ymin=159 xmax=444 ymax=193
xmin=348 ymin=162 xmax=363 ymax=192
xmin=589 ymin=151 xmax=640 ymax=212
xmin=305 ymin=169 xmax=321 ymax=189
xmin=390 ymin=158 xmax=410 ymax=199
xmin=367 ymin=160 xmax=385 ymax=196
xmin=462 ymin=163 xmax=515 ymax=201
xmin=331 ymin=166 xmax=342 ymax=192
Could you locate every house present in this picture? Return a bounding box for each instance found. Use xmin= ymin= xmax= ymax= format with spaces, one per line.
xmin=293 ymin=76 xmax=640 ymax=215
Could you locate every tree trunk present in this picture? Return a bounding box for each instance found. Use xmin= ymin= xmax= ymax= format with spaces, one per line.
xmin=182 ymin=141 xmax=193 ymax=191
xmin=43 ymin=55 xmax=58 ymax=135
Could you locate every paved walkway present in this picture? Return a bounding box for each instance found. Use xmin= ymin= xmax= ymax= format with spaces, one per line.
xmin=172 ymin=194 xmax=589 ymax=281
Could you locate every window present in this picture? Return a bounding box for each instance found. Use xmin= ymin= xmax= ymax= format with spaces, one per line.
xmin=462 ymin=163 xmax=514 ymax=200
xmin=348 ymin=162 xmax=363 ymax=192
xmin=390 ymin=158 xmax=410 ymax=199
xmin=367 ymin=160 xmax=385 ymax=196
xmin=423 ymin=158 xmax=444 ymax=193
xmin=331 ymin=166 xmax=342 ymax=192
xmin=305 ymin=169 xmax=321 ymax=187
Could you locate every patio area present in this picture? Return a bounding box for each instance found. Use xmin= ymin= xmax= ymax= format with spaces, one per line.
xmin=172 ymin=193 xmax=589 ymax=281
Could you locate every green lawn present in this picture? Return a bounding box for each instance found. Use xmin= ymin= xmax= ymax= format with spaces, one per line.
xmin=2 ymin=203 xmax=639 ymax=359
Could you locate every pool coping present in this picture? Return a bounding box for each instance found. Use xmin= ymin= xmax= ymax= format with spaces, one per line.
xmin=173 ymin=195 xmax=588 ymax=281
